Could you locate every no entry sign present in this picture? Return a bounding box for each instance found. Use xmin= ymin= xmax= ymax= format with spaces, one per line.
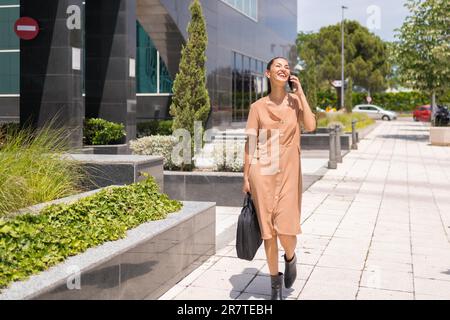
xmin=14 ymin=17 xmax=39 ymax=40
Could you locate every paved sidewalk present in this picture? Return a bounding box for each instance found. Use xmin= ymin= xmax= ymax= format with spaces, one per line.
xmin=160 ymin=119 xmax=450 ymax=300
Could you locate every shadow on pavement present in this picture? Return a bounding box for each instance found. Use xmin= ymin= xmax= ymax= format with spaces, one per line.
xmin=400 ymin=129 xmax=430 ymax=132
xmin=229 ymin=268 xmax=297 ymax=300
xmin=379 ymin=134 xmax=429 ymax=142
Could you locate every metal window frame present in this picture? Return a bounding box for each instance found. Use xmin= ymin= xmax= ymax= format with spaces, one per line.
xmin=219 ymin=0 xmax=258 ymax=22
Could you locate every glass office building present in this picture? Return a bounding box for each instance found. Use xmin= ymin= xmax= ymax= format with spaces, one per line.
xmin=0 ymin=0 xmax=297 ymax=145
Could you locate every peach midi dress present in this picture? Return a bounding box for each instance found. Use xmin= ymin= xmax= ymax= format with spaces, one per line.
xmin=245 ymin=93 xmax=304 ymax=240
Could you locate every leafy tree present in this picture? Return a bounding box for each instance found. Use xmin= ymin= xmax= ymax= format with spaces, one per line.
xmin=296 ymin=35 xmax=318 ymax=110
xmin=394 ymin=0 xmax=450 ymax=122
xmin=170 ymin=0 xmax=210 ymax=136
xmin=297 ymin=20 xmax=391 ymax=107
xmin=385 ymin=42 xmax=404 ymax=90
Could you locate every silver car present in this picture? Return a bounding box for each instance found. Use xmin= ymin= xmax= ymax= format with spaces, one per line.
xmin=353 ymin=104 xmax=397 ymax=121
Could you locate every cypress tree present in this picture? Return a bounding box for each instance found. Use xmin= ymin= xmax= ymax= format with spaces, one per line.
xmin=170 ymin=0 xmax=210 ymax=136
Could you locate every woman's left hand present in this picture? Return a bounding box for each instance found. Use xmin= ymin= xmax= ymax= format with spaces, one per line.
xmin=289 ymin=75 xmax=304 ymax=95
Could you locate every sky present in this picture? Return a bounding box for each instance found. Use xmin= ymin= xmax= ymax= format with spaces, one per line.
xmin=297 ymin=0 xmax=410 ymax=42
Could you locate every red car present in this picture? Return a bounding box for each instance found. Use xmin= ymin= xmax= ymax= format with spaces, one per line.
xmin=413 ymin=105 xmax=431 ymax=122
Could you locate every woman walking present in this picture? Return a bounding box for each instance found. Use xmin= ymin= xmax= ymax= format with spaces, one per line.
xmin=243 ymin=57 xmax=316 ymax=300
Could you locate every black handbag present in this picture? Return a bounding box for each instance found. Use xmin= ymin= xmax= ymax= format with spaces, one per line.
xmin=236 ymin=193 xmax=263 ymax=261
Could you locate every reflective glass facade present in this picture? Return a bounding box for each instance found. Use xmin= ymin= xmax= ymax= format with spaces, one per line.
xmin=232 ymin=52 xmax=265 ymax=121
xmin=220 ymin=0 xmax=257 ymax=21
xmin=160 ymin=0 xmax=297 ymax=126
xmin=136 ymin=21 xmax=173 ymax=94
xmin=0 ymin=0 xmax=19 ymax=94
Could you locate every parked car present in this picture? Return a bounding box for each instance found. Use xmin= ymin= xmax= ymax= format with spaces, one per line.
xmin=434 ymin=105 xmax=450 ymax=126
xmin=353 ymin=104 xmax=397 ymax=121
xmin=413 ymin=105 xmax=431 ymax=122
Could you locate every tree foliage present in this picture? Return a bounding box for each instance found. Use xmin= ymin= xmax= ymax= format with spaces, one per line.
xmin=297 ymin=20 xmax=391 ymax=95
xmin=394 ymin=0 xmax=449 ymax=103
xmin=296 ymin=33 xmax=318 ymax=110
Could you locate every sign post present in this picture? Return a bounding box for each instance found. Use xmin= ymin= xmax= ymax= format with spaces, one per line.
xmin=14 ymin=17 xmax=39 ymax=40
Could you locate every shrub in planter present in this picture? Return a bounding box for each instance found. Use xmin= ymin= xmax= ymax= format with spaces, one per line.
xmin=0 ymin=125 xmax=85 ymax=218
xmin=213 ymin=141 xmax=244 ymax=172
xmin=137 ymin=121 xmax=158 ymax=138
xmin=0 ymin=176 xmax=182 ymax=290
xmin=137 ymin=120 xmax=173 ymax=138
xmin=157 ymin=120 xmax=174 ymax=136
xmin=84 ymin=118 xmax=126 ymax=145
xmin=130 ymin=135 xmax=179 ymax=170
xmin=352 ymin=91 xmax=430 ymax=112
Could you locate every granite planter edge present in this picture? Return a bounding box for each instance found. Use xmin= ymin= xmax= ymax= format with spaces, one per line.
xmin=0 ymin=200 xmax=216 ymax=300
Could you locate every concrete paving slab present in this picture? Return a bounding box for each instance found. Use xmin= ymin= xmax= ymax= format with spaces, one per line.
xmin=360 ymin=270 xmax=414 ymax=293
xmin=357 ymin=287 xmax=414 ymax=300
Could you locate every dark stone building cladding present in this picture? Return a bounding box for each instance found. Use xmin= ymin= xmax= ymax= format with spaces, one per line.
xmin=0 ymin=0 xmax=297 ymax=145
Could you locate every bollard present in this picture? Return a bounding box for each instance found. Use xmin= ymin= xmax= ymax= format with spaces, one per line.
xmin=328 ymin=127 xmax=337 ymax=169
xmin=335 ymin=125 xmax=343 ymax=163
xmin=351 ymin=120 xmax=358 ymax=150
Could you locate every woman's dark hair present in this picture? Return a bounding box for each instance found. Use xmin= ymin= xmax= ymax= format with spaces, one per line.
xmin=266 ymin=57 xmax=289 ymax=95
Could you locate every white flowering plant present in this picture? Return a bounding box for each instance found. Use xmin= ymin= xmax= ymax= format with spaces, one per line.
xmin=130 ymin=135 xmax=179 ymax=170
xmin=213 ymin=141 xmax=245 ymax=172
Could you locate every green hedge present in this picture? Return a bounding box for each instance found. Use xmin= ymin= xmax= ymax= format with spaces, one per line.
xmin=0 ymin=176 xmax=182 ymax=290
xmin=84 ymin=118 xmax=126 ymax=145
xmin=352 ymin=92 xmax=431 ymax=112
xmin=317 ymin=91 xmax=437 ymax=112
xmin=137 ymin=120 xmax=173 ymax=138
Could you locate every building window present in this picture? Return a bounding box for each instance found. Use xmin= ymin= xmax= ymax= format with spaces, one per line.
xmin=136 ymin=21 xmax=173 ymax=95
xmin=0 ymin=1 xmax=19 ymax=94
xmin=0 ymin=52 xmax=19 ymax=94
xmin=221 ymin=0 xmax=258 ymax=21
xmin=159 ymin=55 xmax=172 ymax=94
xmin=232 ymin=52 xmax=265 ymax=122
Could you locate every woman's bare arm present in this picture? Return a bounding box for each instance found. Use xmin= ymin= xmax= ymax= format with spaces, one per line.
xmin=290 ymin=75 xmax=316 ymax=132
xmin=244 ymin=135 xmax=257 ymax=178
xmin=297 ymin=91 xmax=316 ymax=132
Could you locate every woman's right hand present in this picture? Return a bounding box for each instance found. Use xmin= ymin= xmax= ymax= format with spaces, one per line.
xmin=242 ymin=177 xmax=251 ymax=194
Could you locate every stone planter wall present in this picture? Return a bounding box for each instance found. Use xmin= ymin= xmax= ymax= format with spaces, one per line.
xmin=164 ymin=170 xmax=325 ymax=207
xmin=430 ymin=127 xmax=450 ymax=146
xmin=66 ymin=154 xmax=164 ymax=191
xmin=0 ymin=196 xmax=216 ymax=300
xmin=80 ymin=144 xmax=130 ymax=155
xmin=301 ymin=133 xmax=352 ymax=150
xmin=304 ymin=122 xmax=379 ymax=150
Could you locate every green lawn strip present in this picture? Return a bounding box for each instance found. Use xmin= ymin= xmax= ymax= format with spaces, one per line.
xmin=0 ymin=176 xmax=182 ymax=290
xmin=317 ymin=113 xmax=375 ymax=132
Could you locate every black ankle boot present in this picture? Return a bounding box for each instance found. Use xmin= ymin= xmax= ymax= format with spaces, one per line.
xmin=270 ymin=272 xmax=283 ymax=300
xmin=284 ymin=253 xmax=297 ymax=289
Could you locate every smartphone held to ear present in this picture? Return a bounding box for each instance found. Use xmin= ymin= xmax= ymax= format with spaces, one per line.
xmin=288 ymin=77 xmax=295 ymax=92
